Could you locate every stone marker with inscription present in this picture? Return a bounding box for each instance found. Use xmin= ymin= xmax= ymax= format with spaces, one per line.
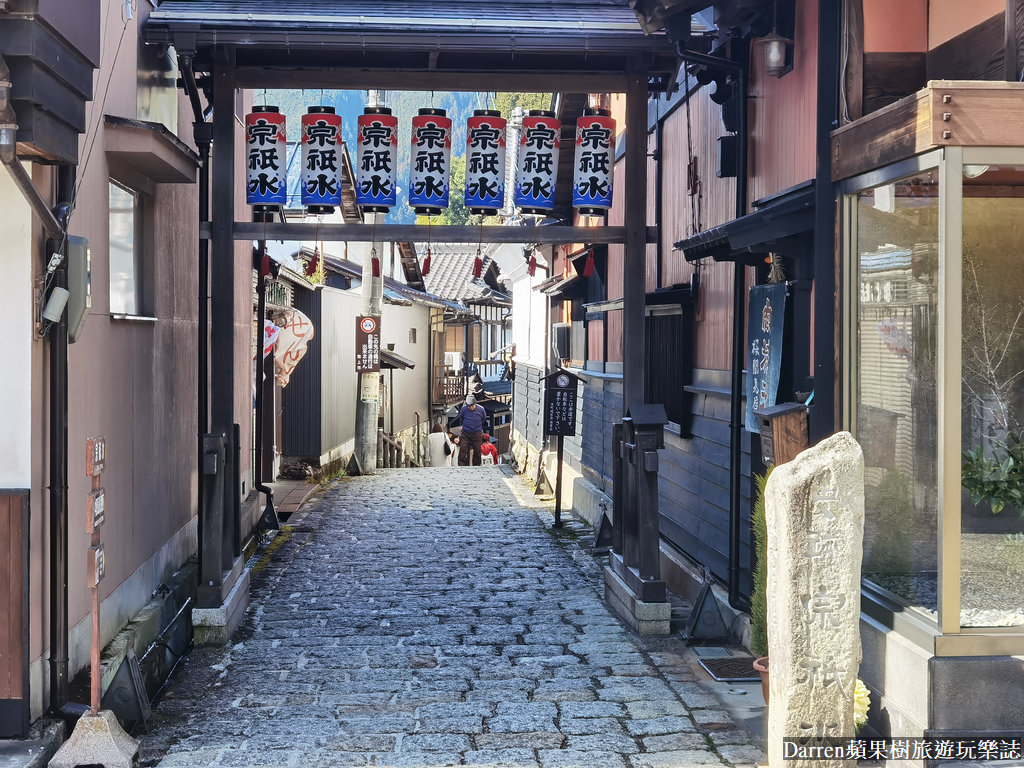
xmin=765 ymin=431 xmax=865 ymax=768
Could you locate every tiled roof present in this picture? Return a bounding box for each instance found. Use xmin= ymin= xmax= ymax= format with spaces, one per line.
xmin=319 ymin=251 xmax=473 ymax=316
xmin=420 ymin=246 xmax=511 ymax=306
xmin=143 ymin=1 xmax=678 ymax=91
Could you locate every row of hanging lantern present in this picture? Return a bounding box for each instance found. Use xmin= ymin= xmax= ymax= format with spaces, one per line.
xmin=245 ymin=105 xmax=617 ymax=216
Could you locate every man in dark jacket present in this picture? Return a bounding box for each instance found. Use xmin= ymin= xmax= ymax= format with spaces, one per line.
xmin=457 ymin=394 xmax=487 ymax=466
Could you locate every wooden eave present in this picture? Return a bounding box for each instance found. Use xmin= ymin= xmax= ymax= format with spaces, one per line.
xmin=832 ymin=80 xmax=1024 ymax=182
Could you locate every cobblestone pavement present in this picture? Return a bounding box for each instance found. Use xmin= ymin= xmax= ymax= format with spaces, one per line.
xmin=139 ymin=467 xmax=766 ymax=768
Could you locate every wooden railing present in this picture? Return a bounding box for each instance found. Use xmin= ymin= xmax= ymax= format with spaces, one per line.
xmin=377 ymin=429 xmax=420 ymax=468
xmin=436 ymin=373 xmax=467 ymax=406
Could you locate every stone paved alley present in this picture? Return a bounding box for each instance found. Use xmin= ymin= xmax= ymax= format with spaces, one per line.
xmin=139 ymin=467 xmax=767 ymax=768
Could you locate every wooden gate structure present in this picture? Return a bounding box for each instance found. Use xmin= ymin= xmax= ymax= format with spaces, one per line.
xmin=143 ymin=2 xmax=679 ymax=609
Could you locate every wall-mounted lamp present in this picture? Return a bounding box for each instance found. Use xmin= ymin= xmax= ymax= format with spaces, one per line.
xmin=757 ymin=30 xmax=793 ymax=78
xmin=756 ymin=0 xmax=794 ymax=79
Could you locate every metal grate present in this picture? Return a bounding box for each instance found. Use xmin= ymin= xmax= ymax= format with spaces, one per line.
xmin=698 ymin=656 xmax=760 ymax=682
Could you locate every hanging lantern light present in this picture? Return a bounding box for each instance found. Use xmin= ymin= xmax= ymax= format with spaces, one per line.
xmin=300 ymin=106 xmax=342 ymax=214
xmin=514 ymin=110 xmax=560 ymax=215
xmin=465 ymin=109 xmax=507 ymax=216
xmin=356 ymin=106 xmax=398 ymax=212
xmin=572 ymin=107 xmax=616 ymax=215
xmin=245 ymin=106 xmax=287 ymax=212
xmin=409 ymin=108 xmax=451 ymax=215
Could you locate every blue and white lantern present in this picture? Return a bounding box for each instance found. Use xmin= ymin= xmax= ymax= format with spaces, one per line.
xmin=356 ymin=107 xmax=398 ymax=212
xmin=514 ymin=110 xmax=560 ymax=215
xmin=409 ymin=108 xmax=451 ymax=215
xmin=465 ymin=110 xmax=507 ymax=215
xmin=301 ymin=107 xmax=342 ymax=214
xmin=246 ymin=106 xmax=287 ymax=211
xmin=572 ymin=108 xmax=616 ymax=214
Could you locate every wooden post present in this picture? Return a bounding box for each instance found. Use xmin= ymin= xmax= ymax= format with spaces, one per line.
xmin=85 ymin=438 xmax=106 ymax=715
xmin=554 ymin=435 xmax=564 ymax=528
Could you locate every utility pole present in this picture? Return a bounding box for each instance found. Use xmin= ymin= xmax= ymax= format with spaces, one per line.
xmin=354 ymin=90 xmax=386 ymax=473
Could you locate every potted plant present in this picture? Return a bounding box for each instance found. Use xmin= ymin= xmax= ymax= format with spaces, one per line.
xmin=750 ymin=469 xmax=771 ymax=702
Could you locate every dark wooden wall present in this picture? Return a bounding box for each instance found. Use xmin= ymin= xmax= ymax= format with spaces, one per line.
xmin=282 ymin=289 xmax=323 ymax=459
xmin=656 ymin=372 xmax=753 ymax=595
xmin=0 ymin=491 xmax=29 ymax=738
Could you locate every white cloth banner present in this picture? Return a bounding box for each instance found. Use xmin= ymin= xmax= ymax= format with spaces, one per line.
xmin=274 ymin=308 xmax=315 ymax=388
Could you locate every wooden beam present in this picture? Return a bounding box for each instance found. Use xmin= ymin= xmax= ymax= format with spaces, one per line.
xmin=233 ymin=67 xmax=630 ymax=93
xmin=202 ymin=222 xmax=659 ymax=245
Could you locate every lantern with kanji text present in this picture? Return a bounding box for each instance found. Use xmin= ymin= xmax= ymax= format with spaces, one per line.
xmin=245 ymin=106 xmax=287 ymax=211
xmin=356 ymin=106 xmax=398 ymax=212
xmin=514 ymin=110 xmax=560 ymax=214
xmin=301 ymin=106 xmax=342 ymax=214
xmin=465 ymin=110 xmax=507 ymax=215
xmin=409 ymin=108 xmax=451 ymax=215
xmin=572 ymin=107 xmax=616 ymax=214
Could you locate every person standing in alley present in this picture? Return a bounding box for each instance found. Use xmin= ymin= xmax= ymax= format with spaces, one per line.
xmin=458 ymin=394 xmax=486 ymax=466
xmin=426 ymin=422 xmax=452 ymax=467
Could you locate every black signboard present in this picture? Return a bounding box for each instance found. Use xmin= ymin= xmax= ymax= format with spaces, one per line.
xmin=745 ymin=282 xmax=786 ymax=434
xmin=544 ymin=370 xmax=579 ymax=437
xmin=355 ymin=315 xmax=381 ymax=373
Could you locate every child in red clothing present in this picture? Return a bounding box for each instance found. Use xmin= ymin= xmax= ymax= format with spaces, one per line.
xmin=479 ymin=433 xmax=499 ymax=464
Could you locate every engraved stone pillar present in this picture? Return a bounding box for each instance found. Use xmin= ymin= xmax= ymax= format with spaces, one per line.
xmin=766 ymin=431 xmax=865 ymax=768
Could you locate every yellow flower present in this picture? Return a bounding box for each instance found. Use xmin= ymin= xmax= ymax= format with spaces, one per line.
xmin=854 ymin=679 xmax=871 ymax=733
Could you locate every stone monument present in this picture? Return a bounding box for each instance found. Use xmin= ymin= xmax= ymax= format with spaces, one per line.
xmin=765 ymin=431 xmax=865 ymax=767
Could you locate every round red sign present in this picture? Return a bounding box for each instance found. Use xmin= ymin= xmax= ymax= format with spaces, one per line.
xmin=360 ymin=317 xmax=376 ymax=333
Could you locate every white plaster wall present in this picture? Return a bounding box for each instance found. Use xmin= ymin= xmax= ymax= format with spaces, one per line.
xmin=0 ymin=166 xmax=34 ymax=488
xmin=509 ymin=253 xmax=551 ymax=369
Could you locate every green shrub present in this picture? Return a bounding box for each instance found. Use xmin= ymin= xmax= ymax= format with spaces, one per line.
xmin=962 ymin=434 xmax=1024 ymax=515
xmin=750 ymin=469 xmax=771 ymax=659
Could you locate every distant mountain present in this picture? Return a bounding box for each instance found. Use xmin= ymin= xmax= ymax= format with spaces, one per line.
xmin=267 ymin=89 xmax=487 ymax=225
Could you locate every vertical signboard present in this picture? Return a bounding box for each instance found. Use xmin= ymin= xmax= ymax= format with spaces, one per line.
xmin=746 ymin=282 xmax=787 ymax=433
xmin=543 ymin=370 xmax=580 ymax=527
xmin=355 ymin=315 xmax=381 ymax=373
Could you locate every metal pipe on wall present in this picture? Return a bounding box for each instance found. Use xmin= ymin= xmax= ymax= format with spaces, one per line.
xmin=48 ymin=166 xmax=74 ymax=715
xmin=179 ymin=53 xmax=212 ymax=585
xmin=672 ymin=43 xmax=750 ymax=612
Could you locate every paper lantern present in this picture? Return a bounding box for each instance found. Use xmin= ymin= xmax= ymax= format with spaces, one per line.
xmin=301 ymin=107 xmax=342 ymax=214
xmin=409 ymin=108 xmax=451 ymax=215
xmin=356 ymin=107 xmax=398 ymax=212
xmin=465 ymin=110 xmax=507 ymax=215
xmin=514 ymin=110 xmax=560 ymax=214
xmin=572 ymin=107 xmax=616 ymax=214
xmin=245 ymin=106 xmax=287 ymax=211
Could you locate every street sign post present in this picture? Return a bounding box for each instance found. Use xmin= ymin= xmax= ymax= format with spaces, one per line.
xmin=355 ymin=315 xmax=381 ymax=373
xmin=543 ymin=370 xmax=580 ymax=527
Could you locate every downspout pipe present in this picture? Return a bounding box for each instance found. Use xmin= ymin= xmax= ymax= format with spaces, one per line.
xmin=671 ymin=41 xmax=751 ymax=612
xmin=179 ymin=53 xmax=215 ymax=576
xmin=49 ymin=171 xmax=73 ymax=717
xmin=253 ymin=238 xmax=278 ymax=530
